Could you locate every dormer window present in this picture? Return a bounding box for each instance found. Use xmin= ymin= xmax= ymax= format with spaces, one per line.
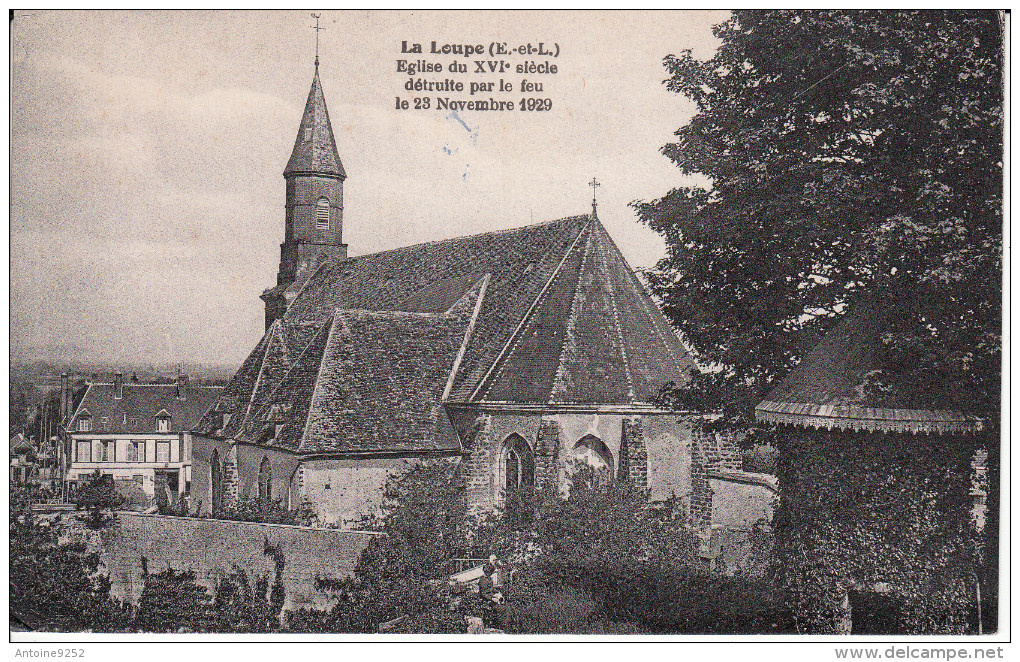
xmin=156 ymin=411 xmax=172 ymax=433
xmin=316 ymin=197 xmax=330 ymax=229
xmin=77 ymin=415 xmax=92 ymax=432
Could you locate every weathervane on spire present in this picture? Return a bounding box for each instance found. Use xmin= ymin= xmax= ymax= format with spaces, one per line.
xmin=310 ymin=13 xmax=324 ymax=68
xmin=588 ymin=177 xmax=601 ymax=219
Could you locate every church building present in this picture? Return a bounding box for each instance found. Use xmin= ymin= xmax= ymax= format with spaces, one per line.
xmin=190 ymin=60 xmax=747 ymax=528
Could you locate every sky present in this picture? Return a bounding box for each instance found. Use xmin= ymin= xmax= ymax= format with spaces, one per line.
xmin=10 ymin=9 xmax=727 ymax=367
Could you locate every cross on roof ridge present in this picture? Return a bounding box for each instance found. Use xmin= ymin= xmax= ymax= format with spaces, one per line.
xmin=588 ymin=177 xmax=600 ymax=218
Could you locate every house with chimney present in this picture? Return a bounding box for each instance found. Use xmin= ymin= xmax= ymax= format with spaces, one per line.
xmin=63 ymin=372 xmax=223 ymax=507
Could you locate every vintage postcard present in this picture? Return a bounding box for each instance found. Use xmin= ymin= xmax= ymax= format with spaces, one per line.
xmin=8 ymin=9 xmax=1006 ymax=657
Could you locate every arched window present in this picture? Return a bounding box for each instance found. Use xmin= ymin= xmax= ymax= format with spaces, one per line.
xmin=315 ymin=197 xmax=330 ymax=229
xmin=258 ymin=457 xmax=272 ymax=510
xmin=210 ymin=449 xmax=222 ymax=513
xmin=571 ymin=435 xmax=614 ymax=486
xmin=500 ymin=434 xmax=535 ymax=498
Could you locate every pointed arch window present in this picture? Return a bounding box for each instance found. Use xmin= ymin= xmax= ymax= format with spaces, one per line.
xmin=316 ymin=197 xmax=330 ymax=229
xmin=571 ymin=435 xmax=614 ymax=487
xmin=499 ymin=434 xmax=535 ymax=499
xmin=258 ymin=457 xmax=272 ymax=510
xmin=210 ymin=449 xmax=223 ymax=513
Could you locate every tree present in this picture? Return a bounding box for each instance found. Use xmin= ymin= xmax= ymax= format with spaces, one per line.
xmin=134 ymin=561 xmax=215 ymax=633
xmin=75 ymin=470 xmax=125 ymax=529
xmin=635 ymin=11 xmax=1003 ymax=425
xmin=211 ymin=541 xmax=287 ymax=632
xmin=325 ymin=459 xmax=483 ymax=633
xmin=9 ymin=490 xmax=131 ymax=631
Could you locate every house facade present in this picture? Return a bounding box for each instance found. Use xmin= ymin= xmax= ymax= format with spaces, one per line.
xmin=64 ymin=372 xmax=222 ymax=506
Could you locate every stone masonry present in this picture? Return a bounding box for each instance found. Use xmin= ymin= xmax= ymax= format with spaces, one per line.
xmin=535 ymin=418 xmax=561 ymax=490
xmin=464 ymin=413 xmax=495 ymax=513
xmin=690 ymin=428 xmax=742 ymax=528
xmin=622 ymin=417 xmax=648 ymax=490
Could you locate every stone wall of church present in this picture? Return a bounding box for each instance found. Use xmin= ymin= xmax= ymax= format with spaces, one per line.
xmin=463 ymin=411 xmax=701 ymax=514
xmin=642 ymin=415 xmax=695 ymax=504
xmin=190 ymin=434 xmax=235 ymax=515
xmin=298 ymin=456 xmax=416 ymax=527
xmin=234 ymin=443 xmax=303 ymax=510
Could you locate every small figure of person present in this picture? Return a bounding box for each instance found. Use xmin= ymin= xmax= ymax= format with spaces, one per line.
xmin=478 ymin=561 xmax=495 ymax=597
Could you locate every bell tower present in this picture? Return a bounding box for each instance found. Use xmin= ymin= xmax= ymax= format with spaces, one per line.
xmin=262 ymin=58 xmax=348 ymax=329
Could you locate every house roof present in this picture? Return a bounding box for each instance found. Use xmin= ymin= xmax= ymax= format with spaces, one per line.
xmin=284 ymin=67 xmax=346 ymax=179
xmin=755 ymin=300 xmax=984 ymax=434
xmin=66 ymin=383 xmax=224 ymax=435
xmin=196 ymin=214 xmax=695 ymax=455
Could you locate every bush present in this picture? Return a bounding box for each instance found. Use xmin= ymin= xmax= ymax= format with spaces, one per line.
xmin=211 ymin=541 xmax=286 ymax=632
xmin=134 ymin=540 xmax=288 ymax=633
xmin=499 ymin=567 xmax=643 ymax=634
xmin=75 ymin=470 xmax=125 ymax=529
xmin=210 ymin=496 xmax=317 ymax=526
xmin=134 ymin=562 xmax=215 ymax=633
xmin=10 ymin=490 xmax=131 ymax=631
xmin=606 ymin=563 xmax=792 ymax=633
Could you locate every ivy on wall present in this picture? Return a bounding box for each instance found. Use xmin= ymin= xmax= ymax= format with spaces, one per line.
xmin=774 ymin=427 xmax=985 ymax=634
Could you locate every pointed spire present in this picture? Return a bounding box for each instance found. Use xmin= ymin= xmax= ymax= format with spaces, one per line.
xmin=284 ymin=67 xmax=347 ymax=179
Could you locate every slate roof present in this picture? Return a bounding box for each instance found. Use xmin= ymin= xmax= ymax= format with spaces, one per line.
xmin=67 ymin=383 xmax=224 ymax=435
xmin=197 ymin=214 xmax=695 ymax=455
xmin=284 ymin=67 xmax=346 ymax=179
xmin=755 ymin=300 xmax=984 ymax=434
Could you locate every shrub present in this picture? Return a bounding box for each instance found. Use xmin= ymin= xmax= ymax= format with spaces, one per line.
xmin=10 ymin=504 xmax=131 ymax=632
xmin=211 ymin=541 xmax=286 ymax=632
xmin=75 ymin=470 xmax=125 ymax=529
xmin=134 ymin=561 xmax=215 ymax=633
xmin=210 ymin=496 xmax=316 ymax=526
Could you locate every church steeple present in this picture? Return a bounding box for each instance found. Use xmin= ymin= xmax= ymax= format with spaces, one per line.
xmin=261 ymin=59 xmax=348 ymax=330
xmin=284 ymin=68 xmax=347 ymax=180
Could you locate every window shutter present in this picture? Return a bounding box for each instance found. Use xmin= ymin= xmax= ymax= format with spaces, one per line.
xmin=316 ymin=197 xmax=330 ymax=229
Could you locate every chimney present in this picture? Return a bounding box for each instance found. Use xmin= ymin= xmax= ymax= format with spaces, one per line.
xmin=59 ymin=373 xmax=69 ymax=423
xmin=114 ymin=372 xmax=124 ymax=399
xmin=176 ymin=369 xmax=188 ymax=400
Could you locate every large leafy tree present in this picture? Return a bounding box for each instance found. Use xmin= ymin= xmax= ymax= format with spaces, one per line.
xmin=636 ymin=10 xmax=1003 ymax=423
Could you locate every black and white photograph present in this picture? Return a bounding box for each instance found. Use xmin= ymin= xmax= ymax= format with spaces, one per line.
xmin=8 ymin=8 xmax=1007 ymax=655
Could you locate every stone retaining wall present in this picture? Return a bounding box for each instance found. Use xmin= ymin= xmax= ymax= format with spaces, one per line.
xmin=98 ymin=512 xmax=379 ymax=611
